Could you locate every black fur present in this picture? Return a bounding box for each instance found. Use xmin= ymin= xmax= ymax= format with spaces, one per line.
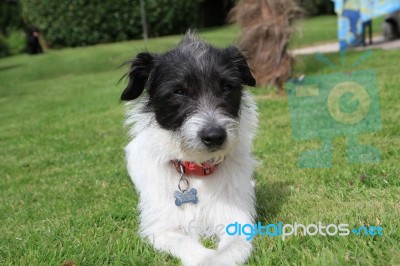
xmin=121 ymin=32 xmax=256 ymax=131
xmin=121 ymin=52 xmax=156 ymax=101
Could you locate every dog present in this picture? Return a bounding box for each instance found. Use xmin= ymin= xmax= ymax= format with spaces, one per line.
xmin=121 ymin=31 xmax=258 ymax=266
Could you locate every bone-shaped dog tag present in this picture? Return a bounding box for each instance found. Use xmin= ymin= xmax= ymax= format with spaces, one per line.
xmin=173 ymin=188 xmax=198 ymax=206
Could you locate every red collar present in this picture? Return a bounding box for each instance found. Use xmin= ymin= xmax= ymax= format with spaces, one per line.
xmin=172 ymin=160 xmax=218 ymax=176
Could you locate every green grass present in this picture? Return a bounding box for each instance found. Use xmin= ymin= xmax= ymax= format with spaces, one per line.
xmin=0 ymin=18 xmax=399 ymax=265
xmin=290 ymin=15 xmax=385 ymax=48
xmin=205 ymin=15 xmax=385 ymax=49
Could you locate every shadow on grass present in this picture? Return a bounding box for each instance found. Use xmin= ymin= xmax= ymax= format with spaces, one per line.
xmin=256 ymin=180 xmax=293 ymax=222
xmin=0 ymin=64 xmax=23 ymax=72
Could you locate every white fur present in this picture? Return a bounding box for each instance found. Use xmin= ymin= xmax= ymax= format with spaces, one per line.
xmin=124 ymin=92 xmax=258 ymax=265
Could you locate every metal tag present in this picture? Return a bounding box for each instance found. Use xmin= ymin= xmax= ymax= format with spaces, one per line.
xmin=173 ymin=188 xmax=198 ymax=206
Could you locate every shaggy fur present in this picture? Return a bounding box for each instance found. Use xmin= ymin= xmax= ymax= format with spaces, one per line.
xmin=229 ymin=0 xmax=303 ymax=90
xmin=121 ymin=32 xmax=258 ymax=265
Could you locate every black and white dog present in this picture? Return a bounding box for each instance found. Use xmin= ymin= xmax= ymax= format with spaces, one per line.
xmin=121 ymin=31 xmax=258 ymax=265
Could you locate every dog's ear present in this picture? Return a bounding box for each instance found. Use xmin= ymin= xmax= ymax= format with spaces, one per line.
xmin=225 ymin=46 xmax=256 ymax=87
xmin=121 ymin=52 xmax=155 ymax=101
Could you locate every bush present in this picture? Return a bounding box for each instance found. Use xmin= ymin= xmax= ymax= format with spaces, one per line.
xmin=0 ymin=34 xmax=9 ymax=57
xmin=6 ymin=29 xmax=26 ymax=55
xmin=20 ymin=0 xmax=201 ymax=48
xmin=297 ymin=0 xmax=334 ymax=17
xmin=0 ymin=0 xmax=25 ymax=57
xmin=0 ymin=0 xmax=24 ymax=35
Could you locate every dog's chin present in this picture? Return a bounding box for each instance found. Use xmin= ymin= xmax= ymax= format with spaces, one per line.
xmin=179 ymin=144 xmax=229 ymax=165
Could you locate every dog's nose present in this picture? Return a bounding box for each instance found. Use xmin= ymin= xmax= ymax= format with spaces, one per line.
xmin=199 ymin=127 xmax=227 ymax=148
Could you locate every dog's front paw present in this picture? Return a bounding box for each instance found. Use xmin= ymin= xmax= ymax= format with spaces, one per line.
xmin=198 ymin=252 xmax=237 ymax=266
xmin=182 ymin=248 xmax=217 ymax=266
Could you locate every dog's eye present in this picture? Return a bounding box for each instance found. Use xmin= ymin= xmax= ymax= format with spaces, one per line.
xmin=174 ymin=88 xmax=187 ymax=96
xmin=222 ymin=84 xmax=233 ymax=93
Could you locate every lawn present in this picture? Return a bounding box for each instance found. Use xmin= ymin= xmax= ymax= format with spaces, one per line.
xmin=200 ymin=15 xmax=385 ymax=49
xmin=289 ymin=15 xmax=385 ymax=48
xmin=0 ymin=17 xmax=399 ymax=265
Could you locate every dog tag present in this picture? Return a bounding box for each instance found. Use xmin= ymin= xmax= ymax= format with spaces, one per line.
xmin=173 ymin=188 xmax=198 ymax=206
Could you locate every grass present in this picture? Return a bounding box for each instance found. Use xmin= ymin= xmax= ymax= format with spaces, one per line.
xmin=290 ymin=15 xmax=385 ymax=48
xmin=201 ymin=15 xmax=385 ymax=49
xmin=0 ymin=16 xmax=399 ymax=265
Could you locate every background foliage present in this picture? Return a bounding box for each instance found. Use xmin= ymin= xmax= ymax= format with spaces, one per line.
xmin=0 ymin=0 xmax=23 ymax=35
xmin=0 ymin=0 xmax=25 ymax=57
xmin=0 ymin=0 xmax=335 ymax=54
xmin=20 ymin=0 xmax=201 ymax=48
xmin=297 ymin=0 xmax=335 ymax=16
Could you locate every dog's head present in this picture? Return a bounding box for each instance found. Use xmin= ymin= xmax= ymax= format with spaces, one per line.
xmin=121 ymin=32 xmax=255 ymax=163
